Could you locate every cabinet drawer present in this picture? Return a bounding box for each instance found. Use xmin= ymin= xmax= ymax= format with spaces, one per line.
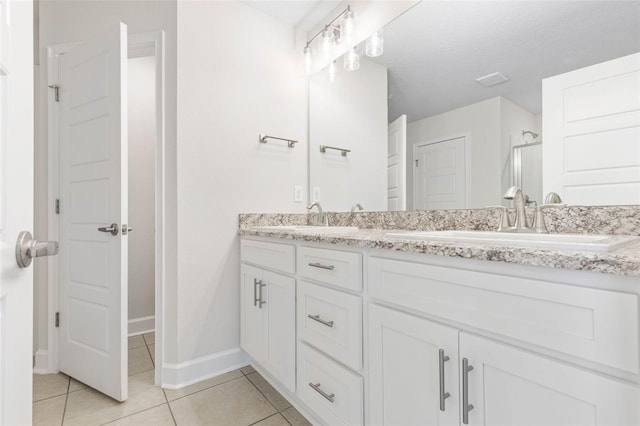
xmin=369 ymin=257 xmax=640 ymax=374
xmin=297 ymin=246 xmax=362 ymax=291
xmin=241 ymin=239 xmax=295 ymax=274
xmin=297 ymin=343 xmax=364 ymax=426
xmin=298 ymin=281 xmax=362 ymax=370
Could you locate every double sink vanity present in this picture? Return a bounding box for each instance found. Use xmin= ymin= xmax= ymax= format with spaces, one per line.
xmin=239 ymin=205 xmax=640 ymax=425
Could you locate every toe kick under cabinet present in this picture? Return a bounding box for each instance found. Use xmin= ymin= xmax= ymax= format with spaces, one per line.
xmin=240 ymin=236 xmax=640 ymax=425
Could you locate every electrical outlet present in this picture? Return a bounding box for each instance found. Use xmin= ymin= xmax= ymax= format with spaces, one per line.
xmin=294 ymin=185 xmax=303 ymax=202
xmin=312 ymin=187 xmax=321 ymax=202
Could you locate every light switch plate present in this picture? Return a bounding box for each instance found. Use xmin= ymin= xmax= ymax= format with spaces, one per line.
xmin=312 ymin=187 xmax=321 ymax=202
xmin=294 ymin=185 xmax=303 ymax=202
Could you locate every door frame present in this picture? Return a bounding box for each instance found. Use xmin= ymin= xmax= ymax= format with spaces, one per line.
xmin=412 ymin=133 xmax=470 ymax=210
xmin=42 ymin=31 xmax=167 ymax=386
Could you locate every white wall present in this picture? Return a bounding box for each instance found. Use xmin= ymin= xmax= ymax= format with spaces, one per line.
xmin=128 ymin=56 xmax=155 ymax=329
xmin=407 ymin=97 xmax=502 ymax=209
xmin=309 ymin=57 xmax=388 ymax=212
xmin=36 ymin=0 xmax=179 ymax=366
xmin=176 ymin=0 xmax=308 ymax=372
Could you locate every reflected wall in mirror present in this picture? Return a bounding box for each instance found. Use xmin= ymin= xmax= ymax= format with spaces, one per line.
xmin=308 ymin=0 xmax=640 ymax=211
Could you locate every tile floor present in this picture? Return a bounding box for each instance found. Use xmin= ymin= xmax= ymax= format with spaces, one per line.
xmin=33 ymin=332 xmax=312 ymax=426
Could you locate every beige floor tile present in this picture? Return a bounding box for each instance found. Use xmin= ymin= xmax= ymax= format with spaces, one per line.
xmin=148 ymin=344 xmax=155 ymax=364
xmin=63 ymin=370 xmax=165 ymax=426
xmin=169 ymin=377 xmax=276 ymax=426
xmin=163 ymin=369 xmax=243 ymax=401
xmin=246 ymin=372 xmax=291 ymax=412
xmin=128 ymin=335 xmax=146 ymax=349
xmin=33 ymin=394 xmax=66 ymax=426
xmin=252 ymin=413 xmax=290 ymax=426
xmin=240 ymin=365 xmax=256 ymax=375
xmin=103 ymin=404 xmax=175 ymax=426
xmin=33 ymin=373 xmax=69 ymax=402
xmin=69 ymin=378 xmax=88 ymax=393
xmin=281 ymin=407 xmax=312 ymax=426
xmin=142 ymin=332 xmax=155 ymax=345
xmin=129 ymin=346 xmax=154 ymax=376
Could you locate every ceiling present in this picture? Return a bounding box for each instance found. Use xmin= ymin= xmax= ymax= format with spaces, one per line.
xmin=244 ymin=0 xmax=640 ymax=122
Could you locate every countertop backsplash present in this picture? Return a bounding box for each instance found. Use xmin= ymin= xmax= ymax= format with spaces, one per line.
xmin=239 ymin=205 xmax=640 ymax=236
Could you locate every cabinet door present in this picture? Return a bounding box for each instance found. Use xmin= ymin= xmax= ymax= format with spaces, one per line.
xmin=369 ymin=305 xmax=460 ymax=426
xmin=460 ymin=333 xmax=640 ymax=426
xmin=240 ymin=265 xmax=263 ymax=363
xmin=262 ymin=270 xmax=296 ymax=392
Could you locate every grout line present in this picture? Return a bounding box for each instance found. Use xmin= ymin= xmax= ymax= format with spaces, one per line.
xmin=145 ymin=340 xmax=155 ymax=368
xmin=244 ymin=372 xmax=282 ymax=414
xmin=162 ymin=384 xmax=179 ymax=425
xmin=97 ymin=403 xmax=168 ymax=426
xmin=248 ymin=413 xmax=282 ymax=426
xmin=32 ymin=392 xmax=69 ymax=403
xmin=164 ymin=374 xmax=246 ymax=403
xmin=60 ymin=376 xmax=71 ymax=426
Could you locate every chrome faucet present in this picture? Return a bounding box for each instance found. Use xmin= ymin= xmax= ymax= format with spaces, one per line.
xmin=307 ymin=202 xmax=327 ymax=226
xmin=503 ymin=186 xmax=529 ymax=231
xmin=350 ymin=203 xmax=364 ymax=213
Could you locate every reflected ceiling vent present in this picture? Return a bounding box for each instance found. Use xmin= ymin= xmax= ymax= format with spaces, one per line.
xmin=475 ymin=72 xmax=510 ymax=87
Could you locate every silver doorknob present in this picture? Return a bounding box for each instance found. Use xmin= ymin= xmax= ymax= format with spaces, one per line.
xmin=15 ymin=231 xmax=59 ymax=268
xmin=98 ymin=223 xmax=119 ymax=236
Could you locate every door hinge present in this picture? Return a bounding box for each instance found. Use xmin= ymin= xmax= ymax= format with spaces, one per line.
xmin=55 ymin=312 xmax=60 ymax=327
xmin=55 ymin=199 xmax=60 ymax=214
xmin=415 ymin=159 xmax=419 ymax=167
xmin=48 ymin=84 xmax=60 ymax=102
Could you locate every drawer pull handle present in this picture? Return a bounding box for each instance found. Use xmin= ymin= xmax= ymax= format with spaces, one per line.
xmin=253 ymin=279 xmax=260 ymax=307
xmin=439 ymin=349 xmax=451 ymax=412
xmin=462 ymin=358 xmax=474 ymax=424
xmin=258 ymin=282 xmax=266 ymax=309
xmin=307 ymin=314 xmax=334 ymax=328
xmin=308 ymin=262 xmax=335 ymax=270
xmin=309 ymin=382 xmax=335 ymax=403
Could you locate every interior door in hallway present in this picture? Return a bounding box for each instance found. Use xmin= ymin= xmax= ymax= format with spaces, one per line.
xmin=58 ymin=22 xmax=129 ymax=402
xmin=0 ymin=0 xmax=34 ymax=423
xmin=414 ymin=137 xmax=466 ymax=210
xmin=388 ymin=114 xmax=407 ymax=211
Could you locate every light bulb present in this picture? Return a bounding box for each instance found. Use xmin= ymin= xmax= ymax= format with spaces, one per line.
xmin=365 ymin=30 xmax=384 ymax=57
xmin=342 ymin=8 xmax=355 ymax=43
xmin=303 ymin=44 xmax=312 ymax=74
xmin=343 ymin=47 xmax=360 ymax=72
xmin=329 ymin=61 xmax=336 ymax=82
xmin=322 ymin=28 xmax=333 ymax=59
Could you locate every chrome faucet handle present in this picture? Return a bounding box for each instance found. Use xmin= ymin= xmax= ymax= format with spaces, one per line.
xmin=484 ymin=205 xmax=511 ymax=232
xmin=350 ymin=203 xmax=364 ymax=213
xmin=533 ymin=203 xmax=567 ymax=234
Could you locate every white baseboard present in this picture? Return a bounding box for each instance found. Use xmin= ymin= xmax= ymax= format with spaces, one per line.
xmin=162 ymin=347 xmax=250 ymax=389
xmin=33 ymin=349 xmax=55 ymax=374
xmin=128 ymin=316 xmax=155 ymax=336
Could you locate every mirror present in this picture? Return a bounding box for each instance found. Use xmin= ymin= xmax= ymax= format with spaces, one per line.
xmin=309 ymin=1 xmax=640 ymax=211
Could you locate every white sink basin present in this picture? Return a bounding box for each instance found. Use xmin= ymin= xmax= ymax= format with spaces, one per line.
xmin=255 ymin=225 xmax=358 ymax=233
xmin=385 ymin=230 xmax=638 ymax=252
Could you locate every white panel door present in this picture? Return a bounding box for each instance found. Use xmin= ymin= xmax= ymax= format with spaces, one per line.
xmin=388 ymin=114 xmax=407 ymax=211
xmin=262 ymin=270 xmax=296 ymax=393
xmin=0 ymin=0 xmax=34 ymax=423
xmin=369 ymin=305 xmax=460 ymax=426
xmin=58 ymin=23 xmax=129 ymax=401
xmin=543 ymin=53 xmax=640 ymax=205
xmin=414 ymin=137 xmax=466 ymax=210
xmin=460 ymin=332 xmax=640 ymax=426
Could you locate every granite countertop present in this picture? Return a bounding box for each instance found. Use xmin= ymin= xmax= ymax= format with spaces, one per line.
xmin=238 ymin=226 xmax=640 ymax=277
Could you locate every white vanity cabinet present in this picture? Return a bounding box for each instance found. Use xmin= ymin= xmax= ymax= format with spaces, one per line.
xmin=368 ymin=255 xmax=640 ymax=426
xmin=240 ymin=239 xmax=296 ymax=392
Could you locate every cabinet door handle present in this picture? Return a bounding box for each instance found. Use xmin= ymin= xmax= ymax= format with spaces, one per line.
xmin=258 ymin=282 xmax=266 ymax=309
xmin=309 ymin=382 xmax=335 ymax=403
xmin=307 ymin=314 xmax=334 ymax=328
xmin=253 ymin=279 xmax=260 ymax=307
xmin=439 ymin=349 xmax=451 ymax=411
xmin=462 ymin=357 xmax=474 ymax=424
xmin=308 ymin=262 xmax=335 ymax=270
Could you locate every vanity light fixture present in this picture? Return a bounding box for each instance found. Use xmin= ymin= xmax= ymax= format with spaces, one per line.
xmin=328 ymin=61 xmax=337 ymax=82
xmin=343 ymin=47 xmax=360 ymax=71
xmin=365 ymin=29 xmax=384 ymax=57
xmin=303 ymin=5 xmax=355 ymax=74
